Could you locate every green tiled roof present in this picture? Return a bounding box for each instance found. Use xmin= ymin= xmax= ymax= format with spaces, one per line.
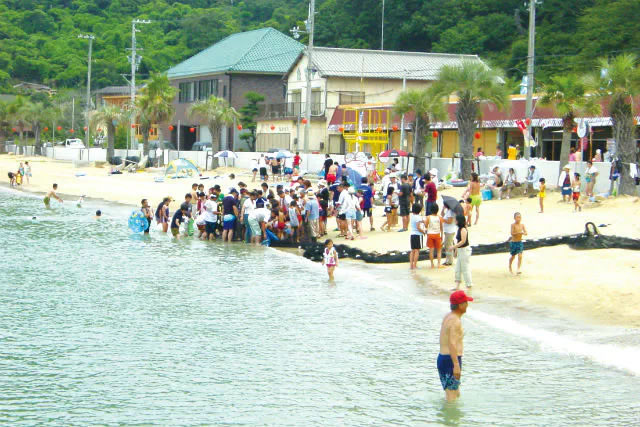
xmin=167 ymin=28 xmax=304 ymax=79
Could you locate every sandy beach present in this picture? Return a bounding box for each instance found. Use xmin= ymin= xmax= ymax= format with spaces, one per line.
xmin=3 ymin=154 xmax=639 ymax=327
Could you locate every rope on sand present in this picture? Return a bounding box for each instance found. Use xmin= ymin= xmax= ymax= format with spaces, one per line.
xmin=269 ymin=222 xmax=640 ymax=263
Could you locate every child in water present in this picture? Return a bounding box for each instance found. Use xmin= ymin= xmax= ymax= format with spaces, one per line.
xmin=322 ymin=239 xmax=338 ymax=281
xmin=44 ymin=184 xmax=63 ymax=208
xmin=538 ymin=178 xmax=546 ymax=213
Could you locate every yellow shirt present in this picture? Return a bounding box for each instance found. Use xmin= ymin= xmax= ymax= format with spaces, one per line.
xmin=507 ymin=146 xmax=517 ymax=160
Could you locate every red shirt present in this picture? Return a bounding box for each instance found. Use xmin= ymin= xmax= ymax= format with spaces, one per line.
xmin=425 ymin=181 xmax=437 ymax=203
xmin=293 ymin=155 xmax=301 ymax=166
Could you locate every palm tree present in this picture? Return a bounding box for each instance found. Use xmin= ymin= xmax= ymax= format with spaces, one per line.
xmin=187 ymin=96 xmax=240 ymax=167
xmin=7 ymin=96 xmax=31 ymax=143
xmin=587 ymin=54 xmax=640 ymax=195
xmin=394 ymin=88 xmax=447 ymax=171
xmin=431 ymin=61 xmax=510 ymax=179
xmin=25 ymin=102 xmax=51 ymax=151
xmin=539 ymin=74 xmax=601 ymax=171
xmin=0 ymin=100 xmax=9 ymax=140
xmin=92 ymin=104 xmax=124 ymax=162
xmin=135 ymin=73 xmax=176 ymax=156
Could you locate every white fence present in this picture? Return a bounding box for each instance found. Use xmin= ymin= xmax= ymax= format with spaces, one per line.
xmin=28 ymin=146 xmax=618 ymax=194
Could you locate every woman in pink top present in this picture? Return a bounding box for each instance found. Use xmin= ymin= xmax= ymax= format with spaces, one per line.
xmin=568 ymin=147 xmax=577 ymax=162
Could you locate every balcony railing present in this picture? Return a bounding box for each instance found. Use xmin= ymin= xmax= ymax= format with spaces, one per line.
xmin=257 ymin=102 xmax=324 ymax=120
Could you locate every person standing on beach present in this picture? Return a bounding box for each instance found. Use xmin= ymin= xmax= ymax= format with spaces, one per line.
xmin=409 ymin=203 xmax=426 ymax=269
xmin=323 ymin=154 xmax=333 ymax=179
xmin=464 ymin=174 xmax=481 ymax=225
xmin=441 ymin=206 xmax=457 ymax=267
xmin=572 ymin=173 xmax=582 ymax=212
xmin=558 ymin=165 xmax=572 ymax=203
xmin=258 ymin=154 xmax=268 ymax=181
xmin=424 ymin=173 xmax=437 ymax=216
xmin=322 ymin=239 xmax=338 ymax=281
xmin=509 ymin=212 xmax=527 ymax=275
xmin=585 ymin=161 xmax=598 ymax=197
xmin=293 ymin=151 xmax=302 ymax=171
xmin=538 ymin=178 xmax=546 ymax=213
xmin=425 ymin=203 xmax=443 ymax=268
xmin=438 ymin=290 xmax=473 ymax=402
xmin=359 ymin=178 xmax=375 ymax=231
xmin=44 ymin=184 xmax=63 ymax=208
xmin=452 ymin=214 xmax=472 ymax=290
xmin=24 ymin=161 xmax=31 ymax=184
xmin=397 ymin=174 xmax=412 ymax=232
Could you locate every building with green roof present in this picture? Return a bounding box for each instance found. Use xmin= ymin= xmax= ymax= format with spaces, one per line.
xmin=167 ymin=27 xmax=304 ymax=151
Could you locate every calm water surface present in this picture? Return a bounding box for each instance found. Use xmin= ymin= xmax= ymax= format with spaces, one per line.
xmin=1 ymin=189 xmax=639 ymax=426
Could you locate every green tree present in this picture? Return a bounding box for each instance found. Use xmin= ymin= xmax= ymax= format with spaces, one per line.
xmin=135 ymin=72 xmax=176 ymax=156
xmin=238 ymin=91 xmax=265 ymax=152
xmin=187 ymin=96 xmax=240 ymax=168
xmin=394 ymin=88 xmax=447 ymax=172
xmin=538 ymin=74 xmax=601 ymax=170
xmin=431 ymin=61 xmax=510 ymax=179
xmin=7 ymin=96 xmax=31 ymax=143
xmin=25 ymin=102 xmax=51 ymax=150
xmin=91 ymin=104 xmax=124 ymax=162
xmin=587 ymin=54 xmax=640 ymax=195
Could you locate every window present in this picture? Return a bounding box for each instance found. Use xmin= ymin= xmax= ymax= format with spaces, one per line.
xmin=223 ymin=85 xmax=227 ymax=98
xmin=339 ymin=91 xmax=365 ymax=105
xmin=198 ymin=80 xmax=209 ymax=100
xmin=178 ymin=82 xmax=196 ymax=103
xmin=311 ymin=90 xmax=322 ymax=115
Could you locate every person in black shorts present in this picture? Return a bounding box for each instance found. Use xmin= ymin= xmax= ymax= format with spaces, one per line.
xmin=397 ymin=174 xmax=412 ymax=232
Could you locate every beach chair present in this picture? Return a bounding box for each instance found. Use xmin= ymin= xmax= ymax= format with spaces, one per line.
xmin=110 ymin=159 xmax=126 ymax=175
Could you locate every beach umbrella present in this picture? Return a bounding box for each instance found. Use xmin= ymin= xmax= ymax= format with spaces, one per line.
xmin=442 ymin=195 xmax=464 ymax=216
xmin=344 ymin=167 xmax=364 ymax=187
xmin=213 ymin=150 xmax=238 ymax=159
xmin=276 ymin=150 xmax=293 ymax=159
xmin=378 ymin=149 xmax=409 ymax=159
xmin=165 ymin=158 xmax=200 ymax=177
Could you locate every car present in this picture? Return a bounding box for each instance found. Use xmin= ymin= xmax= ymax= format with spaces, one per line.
xmin=191 ymin=141 xmax=212 ymax=151
xmin=64 ymin=138 xmax=85 ymax=148
xmin=149 ymin=140 xmax=176 ymax=150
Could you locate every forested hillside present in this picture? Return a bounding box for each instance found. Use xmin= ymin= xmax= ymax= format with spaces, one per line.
xmin=0 ymin=0 xmax=638 ymax=91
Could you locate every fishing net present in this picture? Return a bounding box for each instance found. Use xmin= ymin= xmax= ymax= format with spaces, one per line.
xmin=270 ymin=222 xmax=640 ymax=263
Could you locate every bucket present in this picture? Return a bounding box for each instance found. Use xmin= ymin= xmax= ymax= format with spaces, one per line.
xmin=482 ymin=188 xmax=493 ymax=201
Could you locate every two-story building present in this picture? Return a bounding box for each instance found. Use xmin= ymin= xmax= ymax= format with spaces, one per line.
xmin=166 ymin=28 xmax=304 ymax=151
xmin=255 ymin=47 xmax=484 ymax=153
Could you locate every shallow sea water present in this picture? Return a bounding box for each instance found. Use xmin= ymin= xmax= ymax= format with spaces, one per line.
xmin=1 ymin=189 xmax=639 ymax=426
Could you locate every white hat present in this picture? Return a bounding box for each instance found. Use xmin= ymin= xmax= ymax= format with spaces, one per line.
xmin=563 ymin=164 xmax=571 ymax=170
xmin=318 ymin=179 xmax=327 ymax=187
xmin=348 ymin=187 xmax=356 ymax=194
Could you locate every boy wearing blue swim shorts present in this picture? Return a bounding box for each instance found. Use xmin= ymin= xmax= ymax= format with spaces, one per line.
xmin=438 ymin=290 xmax=473 ymax=401
xmin=509 ymin=212 xmax=527 ymax=275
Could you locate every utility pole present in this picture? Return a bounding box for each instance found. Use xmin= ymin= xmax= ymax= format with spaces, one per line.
xmin=304 ymin=0 xmax=315 ymax=168
xmin=129 ymin=19 xmax=151 ymax=151
xmin=78 ymin=34 xmax=95 ymax=149
xmin=381 ymin=0 xmax=385 ymax=50
xmin=72 ymin=97 xmax=75 ymax=132
xmin=524 ymin=0 xmax=538 ymax=160
xmin=399 ymin=70 xmax=407 ymax=151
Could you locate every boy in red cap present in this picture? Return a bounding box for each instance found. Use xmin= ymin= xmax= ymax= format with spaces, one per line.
xmin=438 ymin=290 xmax=473 ymax=401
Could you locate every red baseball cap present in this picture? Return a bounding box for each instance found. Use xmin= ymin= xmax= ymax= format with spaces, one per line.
xmin=450 ymin=290 xmax=474 ymax=305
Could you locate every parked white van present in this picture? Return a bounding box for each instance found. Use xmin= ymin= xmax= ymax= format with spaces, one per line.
xmin=64 ymin=138 xmax=85 ymax=148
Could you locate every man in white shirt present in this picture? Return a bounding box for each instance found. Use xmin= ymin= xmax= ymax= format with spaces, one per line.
xmin=441 ymin=206 xmax=458 ymax=266
xmin=203 ymin=194 xmax=218 ymax=241
xmin=241 ymin=191 xmax=257 ymax=242
xmin=283 ymin=156 xmax=294 ymax=178
xmin=336 ymin=182 xmax=350 ymax=237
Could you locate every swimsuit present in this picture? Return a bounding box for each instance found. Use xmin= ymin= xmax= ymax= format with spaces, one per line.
xmin=437 ymin=354 xmax=462 ymax=390
xmin=510 ymin=241 xmax=524 ymax=256
xmin=43 ymin=196 xmax=50 ymax=206
xmin=324 ymin=248 xmax=337 ymax=267
xmin=470 ymin=194 xmax=481 ymax=207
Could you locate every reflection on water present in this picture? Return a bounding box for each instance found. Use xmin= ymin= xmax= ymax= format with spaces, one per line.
xmin=1 ymin=189 xmax=639 ymax=426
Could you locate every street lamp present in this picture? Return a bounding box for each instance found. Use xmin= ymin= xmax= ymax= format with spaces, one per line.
xmin=78 ymin=34 xmax=95 ymax=151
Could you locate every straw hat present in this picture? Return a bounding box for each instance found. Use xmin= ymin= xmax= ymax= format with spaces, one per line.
xmin=563 ymin=164 xmax=571 ymax=170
